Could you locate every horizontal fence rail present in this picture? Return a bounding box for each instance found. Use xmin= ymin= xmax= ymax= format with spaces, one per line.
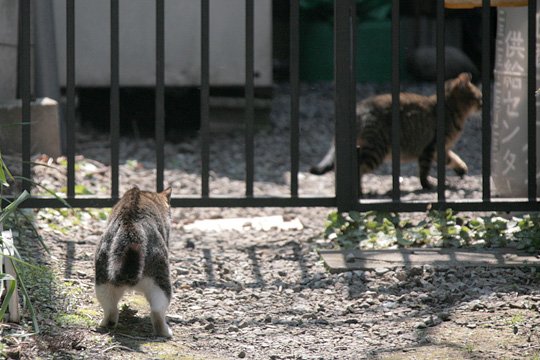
xmin=7 ymin=0 xmax=539 ymax=213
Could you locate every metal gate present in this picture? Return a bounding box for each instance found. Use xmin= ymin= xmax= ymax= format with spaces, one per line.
xmin=11 ymin=0 xmax=540 ymax=212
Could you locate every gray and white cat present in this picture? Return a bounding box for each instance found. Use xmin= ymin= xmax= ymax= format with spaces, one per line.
xmin=95 ymin=186 xmax=173 ymax=338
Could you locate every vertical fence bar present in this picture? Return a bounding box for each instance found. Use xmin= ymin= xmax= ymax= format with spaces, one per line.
xmin=391 ymin=0 xmax=400 ymax=202
xmin=334 ymin=0 xmax=357 ymax=212
xmin=528 ymin=0 xmax=537 ymax=201
xmin=154 ymin=0 xmax=165 ymax=191
xmin=350 ymin=0 xmax=357 ymax=195
xmin=201 ymin=0 xmax=210 ymax=197
xmin=110 ymin=0 xmax=120 ymax=199
xmin=155 ymin=0 xmax=165 ymax=193
xmin=481 ymin=0 xmax=492 ymax=202
xmin=290 ymin=0 xmax=299 ymax=197
xmin=66 ymin=0 xmax=76 ymax=198
xmin=20 ymin=0 xmax=31 ymax=193
xmin=436 ymin=0 xmax=446 ymax=205
xmin=245 ymin=0 xmax=254 ymax=197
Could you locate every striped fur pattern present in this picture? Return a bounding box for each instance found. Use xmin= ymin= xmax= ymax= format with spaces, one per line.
xmin=95 ymin=186 xmax=173 ymax=337
xmin=310 ymin=73 xmax=482 ymax=192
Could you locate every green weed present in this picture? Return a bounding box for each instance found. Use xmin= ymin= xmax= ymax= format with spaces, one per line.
xmin=324 ymin=210 xmax=540 ymax=251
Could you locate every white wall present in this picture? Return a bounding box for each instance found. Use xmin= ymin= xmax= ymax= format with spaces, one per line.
xmin=52 ymin=0 xmax=272 ymax=87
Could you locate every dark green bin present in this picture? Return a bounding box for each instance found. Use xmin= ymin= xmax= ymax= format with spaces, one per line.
xmin=299 ymin=19 xmax=395 ymax=83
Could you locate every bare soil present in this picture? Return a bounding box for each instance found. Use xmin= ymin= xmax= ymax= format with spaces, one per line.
xmin=3 ymin=205 xmax=540 ymax=360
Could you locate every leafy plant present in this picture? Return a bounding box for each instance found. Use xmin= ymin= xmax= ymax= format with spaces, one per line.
xmin=324 ymin=209 xmax=540 ymax=252
xmin=0 ymin=150 xmax=40 ymax=332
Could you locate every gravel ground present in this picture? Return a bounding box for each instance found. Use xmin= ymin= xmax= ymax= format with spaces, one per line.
xmin=9 ymin=82 xmax=540 ymax=359
xmin=39 ymin=81 xmax=484 ymax=200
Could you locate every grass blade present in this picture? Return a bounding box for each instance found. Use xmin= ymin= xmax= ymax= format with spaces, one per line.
xmin=0 ymin=273 xmax=16 ymax=322
xmin=0 ymin=191 xmax=30 ymax=224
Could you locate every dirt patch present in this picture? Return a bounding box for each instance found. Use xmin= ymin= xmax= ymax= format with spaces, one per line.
xmin=2 ymin=207 xmax=540 ymax=359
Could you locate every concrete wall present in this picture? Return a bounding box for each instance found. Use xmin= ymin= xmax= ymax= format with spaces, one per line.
xmin=52 ymin=0 xmax=272 ymax=87
xmin=0 ymin=0 xmax=18 ymax=101
xmin=0 ymin=98 xmax=61 ymax=157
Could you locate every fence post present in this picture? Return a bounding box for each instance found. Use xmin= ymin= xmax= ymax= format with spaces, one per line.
xmin=334 ymin=0 xmax=357 ymax=212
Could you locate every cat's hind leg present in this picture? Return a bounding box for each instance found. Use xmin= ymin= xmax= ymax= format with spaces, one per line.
xmin=357 ymin=144 xmax=386 ymax=195
xmin=419 ymin=142 xmax=436 ymax=190
xmin=138 ymin=277 xmax=172 ymax=338
xmin=96 ymin=283 xmax=126 ymax=328
xmin=446 ymin=150 xmax=468 ymax=177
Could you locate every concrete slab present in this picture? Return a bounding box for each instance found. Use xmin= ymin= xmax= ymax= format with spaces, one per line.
xmin=319 ymin=248 xmax=540 ymax=273
xmin=0 ymin=97 xmax=61 ymax=158
xmin=183 ymin=215 xmax=303 ymax=232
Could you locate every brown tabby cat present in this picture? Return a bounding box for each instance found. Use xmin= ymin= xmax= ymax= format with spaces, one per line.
xmin=310 ymin=72 xmax=482 ymax=192
xmin=95 ymin=186 xmax=173 ymax=337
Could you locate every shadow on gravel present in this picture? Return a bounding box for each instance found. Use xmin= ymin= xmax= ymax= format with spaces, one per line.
xmin=64 ymin=240 xmax=76 ymax=279
xmin=109 ymin=320 xmax=158 ymax=354
xmin=195 ymin=241 xmax=317 ymax=290
xmin=247 ymin=245 xmax=267 ymax=287
xmin=372 ymin=341 xmax=475 ymax=360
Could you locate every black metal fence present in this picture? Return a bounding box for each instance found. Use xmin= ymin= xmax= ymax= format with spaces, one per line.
xmin=12 ymin=0 xmax=539 ymax=212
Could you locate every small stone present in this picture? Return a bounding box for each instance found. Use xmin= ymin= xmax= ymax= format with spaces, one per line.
xmin=409 ymin=266 xmax=423 ymax=277
xmin=375 ymin=268 xmax=389 ymax=276
xmin=315 ymin=318 xmax=329 ymax=325
xmin=228 ymin=326 xmax=239 ymax=332
xmin=278 ymin=270 xmax=287 ymax=277
xmin=382 ymin=301 xmax=398 ymax=309
xmin=425 ymin=316 xmax=442 ymax=327
xmin=438 ymin=311 xmax=451 ymax=321
xmin=466 ymin=323 xmax=477 ymax=329
xmin=237 ymin=321 xmax=249 ymax=329
xmin=469 ymin=299 xmax=484 ymax=311
xmin=176 ymin=267 xmax=190 ymax=276
xmin=509 ymin=302 xmax=527 ymax=309
xmin=238 ymin=351 xmax=246 ymax=358
xmin=185 ymin=239 xmax=196 ymax=249
xmin=204 ymin=323 xmax=215 ymax=331
xmin=345 ymin=253 xmax=356 ymax=263
xmin=415 ymin=321 xmax=427 ymax=329
xmin=395 ymin=270 xmax=408 ymax=281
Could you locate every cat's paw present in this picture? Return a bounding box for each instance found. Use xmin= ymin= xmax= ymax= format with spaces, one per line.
xmin=453 ymin=166 xmax=467 ymax=178
xmin=420 ymin=177 xmax=436 ymax=190
xmin=99 ymin=318 xmax=118 ymax=328
xmin=154 ymin=324 xmax=173 ymax=338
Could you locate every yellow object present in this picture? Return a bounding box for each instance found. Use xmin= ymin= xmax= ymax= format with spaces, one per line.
xmin=445 ymin=0 xmax=528 ymax=8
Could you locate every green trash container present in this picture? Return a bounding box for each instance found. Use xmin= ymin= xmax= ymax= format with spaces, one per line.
xmin=299 ymin=0 xmax=401 ymax=83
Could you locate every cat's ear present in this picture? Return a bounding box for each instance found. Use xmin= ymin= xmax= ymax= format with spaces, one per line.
xmin=458 ymin=72 xmax=472 ymax=84
xmin=126 ymin=186 xmax=140 ymax=194
xmin=161 ymin=187 xmax=172 ymax=203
